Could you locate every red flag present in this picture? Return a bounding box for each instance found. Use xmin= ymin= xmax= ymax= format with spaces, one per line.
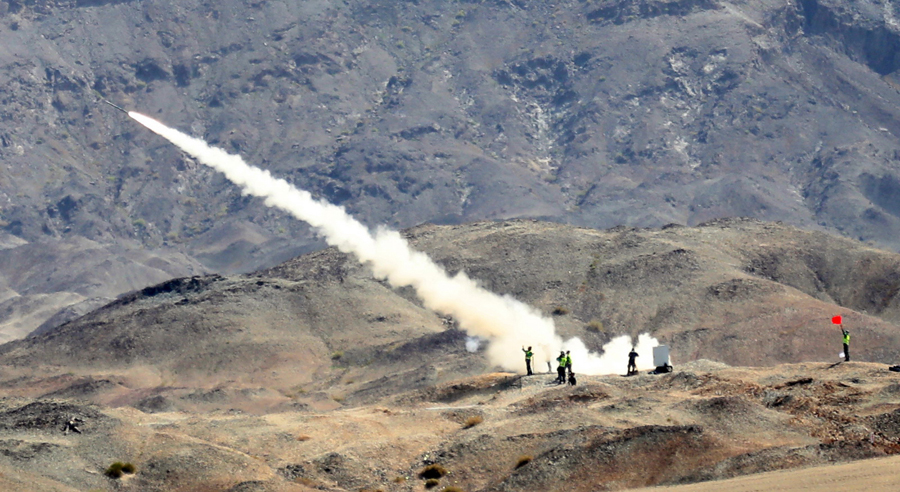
xmin=832 ymin=315 xmax=842 ymax=325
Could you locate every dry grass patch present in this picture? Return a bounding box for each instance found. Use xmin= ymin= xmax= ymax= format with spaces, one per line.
xmin=419 ymin=464 xmax=448 ymax=479
xmin=515 ymin=455 xmax=532 ymax=468
xmin=105 ymin=462 xmax=136 ymax=479
xmin=586 ymin=319 xmax=604 ymax=333
xmin=551 ymin=305 xmax=569 ymax=315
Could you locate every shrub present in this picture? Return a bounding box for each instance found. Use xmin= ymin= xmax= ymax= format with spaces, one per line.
xmin=425 ymin=479 xmax=440 ymax=489
xmin=105 ymin=461 xmax=136 ymax=478
xmin=463 ymin=415 xmax=483 ymax=428
xmin=331 ymin=351 xmax=343 ymax=360
xmin=586 ymin=319 xmax=604 ymax=333
xmin=418 ymin=464 xmax=448 ymax=480
xmin=392 ymin=476 xmax=406 ymax=483
xmin=296 ymin=434 xmax=312 ymax=442
xmin=441 ymin=487 xmax=464 ymax=492
xmin=515 ymin=455 xmax=532 ymax=469
xmin=551 ymin=305 xmax=569 ymax=315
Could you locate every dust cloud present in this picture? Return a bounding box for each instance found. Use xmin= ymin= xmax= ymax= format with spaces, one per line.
xmin=129 ymin=111 xmax=659 ymax=375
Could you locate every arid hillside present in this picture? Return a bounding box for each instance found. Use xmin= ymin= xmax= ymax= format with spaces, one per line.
xmin=5 ymin=218 xmax=900 ymax=388
xmin=0 ymin=219 xmax=899 ymax=490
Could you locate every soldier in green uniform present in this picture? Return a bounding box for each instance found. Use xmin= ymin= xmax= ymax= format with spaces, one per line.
xmin=842 ymin=328 xmax=850 ymax=362
xmin=556 ymin=351 xmax=567 ymax=384
xmin=522 ymin=346 xmax=534 ymax=375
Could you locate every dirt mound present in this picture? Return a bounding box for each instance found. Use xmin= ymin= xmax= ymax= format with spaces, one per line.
xmin=405 ymin=373 xmax=521 ymax=404
xmin=0 ymin=439 xmax=65 ymax=461
xmin=133 ymin=394 xmax=177 ymax=414
xmin=684 ymin=441 xmax=888 ymax=483
xmin=676 ymin=396 xmax=789 ymax=437
xmin=679 ymin=359 xmax=731 ymax=372
xmin=653 ymin=372 xmax=724 ymax=392
xmin=227 ymin=482 xmax=277 ymax=492
xmin=869 ymin=409 xmax=900 ymax=439
xmin=514 ymin=384 xmax=611 ymax=415
xmin=0 ymin=400 xmax=115 ymax=433
xmin=306 ymin=452 xmax=376 ymax=490
xmin=39 ymin=377 xmax=122 ymax=399
xmin=484 ymin=425 xmax=732 ymax=492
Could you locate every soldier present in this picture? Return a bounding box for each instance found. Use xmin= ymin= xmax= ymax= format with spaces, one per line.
xmin=556 ymin=351 xmax=567 ymax=384
xmin=627 ymin=347 xmax=639 ymax=375
xmin=63 ymin=416 xmax=83 ymax=435
xmin=565 ymin=350 xmax=573 ymax=377
xmin=842 ymin=328 xmax=851 ymax=362
xmin=522 ymin=346 xmax=534 ymax=376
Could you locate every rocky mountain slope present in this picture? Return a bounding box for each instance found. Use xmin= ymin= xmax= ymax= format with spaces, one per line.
xmin=3 ymin=0 xmax=900 ymax=337
xmin=0 ymin=231 xmax=205 ymax=343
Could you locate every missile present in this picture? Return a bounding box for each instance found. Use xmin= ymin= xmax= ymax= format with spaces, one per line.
xmin=102 ymin=99 xmax=128 ymax=114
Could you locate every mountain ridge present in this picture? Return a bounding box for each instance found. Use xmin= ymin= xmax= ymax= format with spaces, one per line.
xmin=3 ymin=0 xmax=900 ymax=337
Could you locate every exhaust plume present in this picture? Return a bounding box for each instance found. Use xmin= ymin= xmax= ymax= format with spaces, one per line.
xmin=466 ymin=336 xmax=482 ymax=353
xmin=128 ymin=112 xmax=659 ymax=375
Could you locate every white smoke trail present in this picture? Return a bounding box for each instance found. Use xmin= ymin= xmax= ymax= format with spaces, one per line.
xmin=129 ymin=112 xmax=659 ymax=375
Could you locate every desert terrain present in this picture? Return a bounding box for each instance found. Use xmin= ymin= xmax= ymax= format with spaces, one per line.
xmin=0 ymin=360 xmax=899 ymax=491
xmin=632 ymin=454 xmax=900 ymax=491
xmin=2 ymin=0 xmax=900 ymax=489
xmin=0 ymin=220 xmax=899 ymax=490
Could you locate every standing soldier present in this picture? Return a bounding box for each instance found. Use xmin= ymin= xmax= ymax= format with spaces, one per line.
xmin=627 ymin=347 xmax=639 ymax=375
xmin=565 ymin=350 xmax=573 ymax=377
xmin=842 ymin=328 xmax=851 ymax=362
xmin=833 ymin=315 xmax=850 ymax=362
xmin=522 ymin=346 xmax=534 ymax=376
xmin=556 ymin=351 xmax=567 ymax=384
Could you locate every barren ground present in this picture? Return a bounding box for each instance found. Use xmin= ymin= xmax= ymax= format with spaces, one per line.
xmin=0 ymin=359 xmax=898 ymax=491
xmin=631 ymin=455 xmax=900 ymax=491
